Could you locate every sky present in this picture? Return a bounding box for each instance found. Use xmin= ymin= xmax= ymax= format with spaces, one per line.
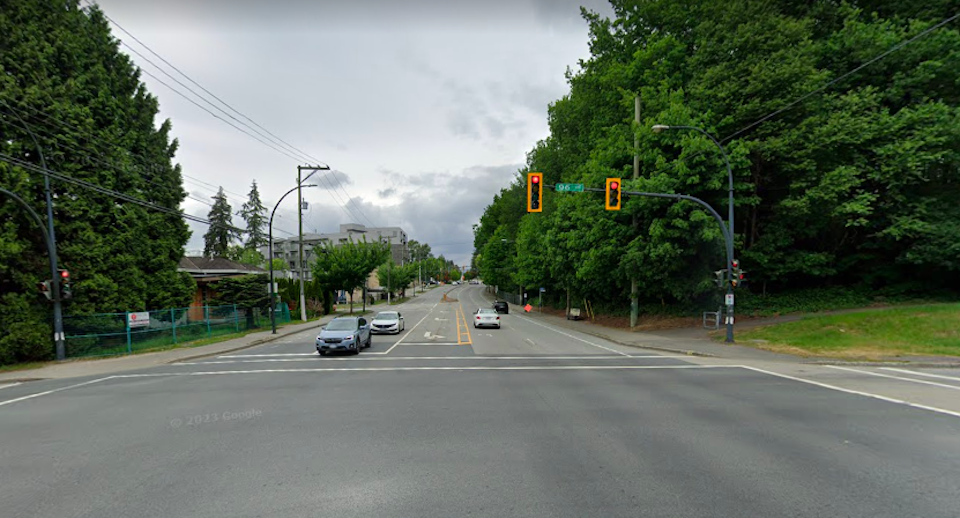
xmin=91 ymin=0 xmax=614 ymax=267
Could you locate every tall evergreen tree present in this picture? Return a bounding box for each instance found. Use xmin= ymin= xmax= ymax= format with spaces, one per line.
xmin=240 ymin=180 xmax=267 ymax=250
xmin=202 ymin=187 xmax=239 ymax=258
xmin=0 ymin=0 xmax=195 ymax=364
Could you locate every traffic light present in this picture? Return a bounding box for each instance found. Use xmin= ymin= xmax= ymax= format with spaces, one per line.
xmin=59 ymin=269 xmax=72 ymax=300
xmin=527 ymin=172 xmax=543 ymax=213
xmin=605 ymin=178 xmax=621 ymax=210
xmin=38 ymin=280 xmax=53 ymax=300
xmin=729 ymin=260 xmax=745 ymax=288
xmin=713 ymin=270 xmax=725 ymax=289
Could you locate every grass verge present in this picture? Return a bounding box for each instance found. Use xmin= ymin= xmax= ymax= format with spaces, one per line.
xmin=736 ymin=303 xmax=960 ymax=360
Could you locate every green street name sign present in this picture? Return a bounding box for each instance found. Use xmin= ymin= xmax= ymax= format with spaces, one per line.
xmin=555 ymin=183 xmax=584 ymax=192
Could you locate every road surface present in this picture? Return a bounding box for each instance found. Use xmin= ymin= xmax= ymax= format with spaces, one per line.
xmin=2 ymin=285 xmax=959 ymax=517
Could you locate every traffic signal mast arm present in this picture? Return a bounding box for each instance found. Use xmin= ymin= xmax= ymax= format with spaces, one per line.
xmin=543 ymin=182 xmax=734 ymax=261
xmin=541 ymin=181 xmax=737 ymax=342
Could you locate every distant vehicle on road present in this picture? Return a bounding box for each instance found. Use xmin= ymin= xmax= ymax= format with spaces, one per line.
xmin=316 ymin=316 xmax=371 ymax=356
xmin=469 ymin=280 xmax=479 ymax=285
xmin=371 ymin=311 xmax=404 ymax=334
xmin=492 ymin=301 xmax=509 ymax=314
xmin=474 ymin=308 xmax=501 ymax=329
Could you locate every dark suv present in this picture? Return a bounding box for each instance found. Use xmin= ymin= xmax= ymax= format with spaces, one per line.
xmin=492 ymin=301 xmax=509 ymax=314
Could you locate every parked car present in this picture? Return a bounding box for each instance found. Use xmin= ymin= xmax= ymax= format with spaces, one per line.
xmin=371 ymin=311 xmax=404 ymax=334
xmin=492 ymin=301 xmax=509 ymax=314
xmin=474 ymin=308 xmax=501 ymax=329
xmin=316 ymin=316 xmax=371 ymax=356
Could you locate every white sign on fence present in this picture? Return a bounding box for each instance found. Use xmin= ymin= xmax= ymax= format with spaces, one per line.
xmin=128 ymin=311 xmax=150 ymax=328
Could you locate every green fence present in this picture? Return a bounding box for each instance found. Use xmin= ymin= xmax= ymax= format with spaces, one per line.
xmin=62 ymin=304 xmax=292 ymax=359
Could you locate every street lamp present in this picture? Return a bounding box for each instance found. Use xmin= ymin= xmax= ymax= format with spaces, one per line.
xmin=297 ymin=165 xmax=330 ymax=323
xmin=269 ymin=183 xmax=318 ymax=334
xmin=652 ymin=124 xmax=736 ymax=343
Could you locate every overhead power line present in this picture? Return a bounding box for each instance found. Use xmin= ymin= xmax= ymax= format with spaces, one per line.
xmin=1 ymin=99 xmax=300 ymax=236
xmin=651 ymin=10 xmax=960 ymax=176
xmin=719 ymin=10 xmax=960 ymax=144
xmin=85 ymin=2 xmax=382 ymax=228
xmin=0 ymin=152 xmax=245 ymax=234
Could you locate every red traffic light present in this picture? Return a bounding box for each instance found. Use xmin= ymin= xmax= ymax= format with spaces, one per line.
xmin=610 ymin=182 xmax=619 ymax=190
xmin=60 ymin=270 xmax=70 ymax=279
xmin=531 ymin=175 xmax=540 ymax=184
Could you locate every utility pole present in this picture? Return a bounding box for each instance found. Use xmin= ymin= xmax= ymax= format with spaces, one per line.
xmin=297 ymin=164 xmax=329 ymax=322
xmin=630 ymin=95 xmax=640 ymax=329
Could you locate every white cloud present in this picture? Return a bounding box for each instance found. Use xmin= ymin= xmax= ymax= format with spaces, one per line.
xmin=91 ymin=0 xmax=613 ymax=265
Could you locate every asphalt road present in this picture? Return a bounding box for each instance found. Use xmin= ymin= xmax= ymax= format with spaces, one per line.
xmin=2 ymin=285 xmax=960 ymax=517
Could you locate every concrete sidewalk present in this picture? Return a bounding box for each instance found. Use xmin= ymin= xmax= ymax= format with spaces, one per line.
xmin=0 ymin=317 xmax=332 ymax=383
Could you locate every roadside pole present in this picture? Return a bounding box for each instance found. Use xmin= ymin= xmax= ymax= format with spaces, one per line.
xmin=630 ymin=95 xmax=640 ymax=329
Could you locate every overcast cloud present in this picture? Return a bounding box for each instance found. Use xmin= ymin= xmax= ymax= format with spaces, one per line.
xmin=92 ymin=0 xmax=613 ymax=266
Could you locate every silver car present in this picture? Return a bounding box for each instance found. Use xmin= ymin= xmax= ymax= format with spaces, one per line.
xmin=316 ymin=316 xmax=372 ymax=356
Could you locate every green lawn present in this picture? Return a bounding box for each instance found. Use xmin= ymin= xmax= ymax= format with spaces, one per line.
xmin=737 ymin=303 xmax=960 ymax=359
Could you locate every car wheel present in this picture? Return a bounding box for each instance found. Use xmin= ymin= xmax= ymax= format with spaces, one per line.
xmin=366 ymin=334 xmax=372 ymax=348
xmin=318 ymin=350 xmax=327 ymax=357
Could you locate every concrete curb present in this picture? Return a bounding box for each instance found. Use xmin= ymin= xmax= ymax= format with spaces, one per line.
xmin=806 ymin=360 xmax=960 ymax=368
xmin=167 ymin=321 xmax=326 ymax=364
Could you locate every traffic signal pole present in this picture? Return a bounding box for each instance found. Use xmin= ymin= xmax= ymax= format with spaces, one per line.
xmin=0 ymin=187 xmax=65 ymax=358
xmin=2 ymin=106 xmax=67 ymax=359
xmin=548 ymin=184 xmax=737 ymax=343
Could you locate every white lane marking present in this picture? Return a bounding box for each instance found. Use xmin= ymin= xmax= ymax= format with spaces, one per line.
xmin=107 ymin=364 xmax=730 ymax=377
xmin=176 ymin=355 xmax=686 ymax=365
xmin=741 ymin=366 xmax=960 ymax=419
xmin=512 ymin=314 xmax=630 ymax=356
xmin=0 ymin=377 xmax=115 ymax=408
xmin=827 ymin=365 xmax=960 ymax=391
xmin=525 ymin=338 xmax=536 ymax=346
xmin=220 ymin=353 xmax=315 ymax=358
xmin=374 ymin=302 xmax=440 ymax=355
xmin=881 ymin=368 xmax=960 ymax=382
xmin=0 ymin=382 xmax=23 ymax=390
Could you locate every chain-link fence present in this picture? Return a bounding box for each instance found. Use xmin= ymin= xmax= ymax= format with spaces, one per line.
xmin=62 ymin=304 xmax=291 ymax=359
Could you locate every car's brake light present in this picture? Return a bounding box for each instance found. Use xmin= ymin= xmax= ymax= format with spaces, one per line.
xmin=476 ymin=316 xmax=481 ymax=320
xmin=496 ymin=316 xmax=500 ymax=320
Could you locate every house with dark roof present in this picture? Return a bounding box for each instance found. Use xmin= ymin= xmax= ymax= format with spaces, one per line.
xmin=178 ymin=257 xmax=266 ymax=316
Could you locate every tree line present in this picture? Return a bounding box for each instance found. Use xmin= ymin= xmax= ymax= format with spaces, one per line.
xmin=474 ymin=0 xmax=960 ymax=315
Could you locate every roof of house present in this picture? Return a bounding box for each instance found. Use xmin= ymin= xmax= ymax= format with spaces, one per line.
xmin=178 ymin=257 xmax=266 ymax=277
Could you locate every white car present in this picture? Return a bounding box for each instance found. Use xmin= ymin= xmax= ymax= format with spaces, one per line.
xmin=474 ymin=308 xmax=500 ymax=329
xmin=371 ymin=311 xmax=404 ymax=334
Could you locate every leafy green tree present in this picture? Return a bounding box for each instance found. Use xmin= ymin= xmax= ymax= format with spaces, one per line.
xmin=203 ymin=187 xmax=239 ymax=257
xmin=0 ymin=1 xmax=194 ymax=363
xmin=378 ymin=260 xmax=417 ymax=297
xmin=269 ymin=258 xmax=288 ymax=272
xmin=226 ymin=245 xmax=265 ymax=267
xmin=312 ymin=238 xmax=389 ymax=313
xmin=473 ymin=0 xmax=960 ymax=315
xmin=240 ymin=180 xmax=267 ymax=250
xmin=407 ymin=239 xmax=433 ymax=262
